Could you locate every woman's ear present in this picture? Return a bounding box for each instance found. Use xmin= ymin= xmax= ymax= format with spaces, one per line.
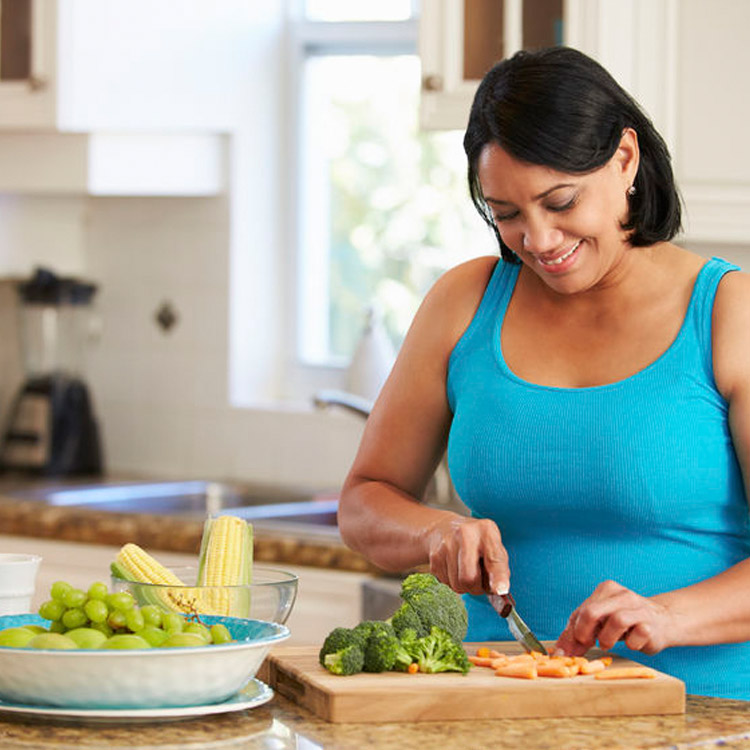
xmin=616 ymin=127 xmax=640 ymax=187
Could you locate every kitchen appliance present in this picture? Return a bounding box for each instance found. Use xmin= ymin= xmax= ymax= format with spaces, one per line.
xmin=0 ymin=268 xmax=103 ymax=476
xmin=260 ymin=643 xmax=685 ymax=723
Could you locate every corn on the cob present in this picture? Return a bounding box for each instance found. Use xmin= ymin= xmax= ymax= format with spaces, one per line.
xmin=114 ymin=543 xmax=199 ymax=614
xmin=196 ymin=516 xmax=253 ymax=615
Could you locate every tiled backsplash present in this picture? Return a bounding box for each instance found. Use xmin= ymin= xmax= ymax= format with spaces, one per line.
xmin=0 ymin=194 xmax=363 ymax=491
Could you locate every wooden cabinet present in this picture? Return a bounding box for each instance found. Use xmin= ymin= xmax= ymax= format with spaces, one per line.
xmin=0 ymin=0 xmax=261 ymax=195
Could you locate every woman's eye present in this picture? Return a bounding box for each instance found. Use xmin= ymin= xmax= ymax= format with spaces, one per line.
xmin=547 ymin=197 xmax=577 ymax=213
xmin=494 ymin=211 xmax=519 ymax=222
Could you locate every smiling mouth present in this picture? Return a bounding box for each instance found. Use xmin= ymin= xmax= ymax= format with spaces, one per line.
xmin=537 ymin=240 xmax=582 ymax=266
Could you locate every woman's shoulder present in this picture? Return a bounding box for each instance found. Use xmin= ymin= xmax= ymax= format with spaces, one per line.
xmin=709 ymin=259 xmax=750 ymax=399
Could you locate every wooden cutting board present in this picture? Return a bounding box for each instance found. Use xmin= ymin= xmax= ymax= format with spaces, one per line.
xmin=259 ymin=642 xmax=685 ymax=723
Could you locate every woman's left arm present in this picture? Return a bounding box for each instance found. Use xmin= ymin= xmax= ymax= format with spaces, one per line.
xmin=556 ymin=269 xmax=750 ymax=656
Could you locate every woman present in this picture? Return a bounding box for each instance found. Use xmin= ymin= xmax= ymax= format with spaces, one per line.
xmin=337 ymin=46 xmax=750 ymax=699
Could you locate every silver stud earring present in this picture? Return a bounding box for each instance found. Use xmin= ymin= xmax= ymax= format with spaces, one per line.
xmin=627 ymin=185 xmax=636 ymax=197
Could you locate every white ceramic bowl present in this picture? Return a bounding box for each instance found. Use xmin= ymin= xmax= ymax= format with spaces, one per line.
xmin=0 ymin=614 xmax=289 ymax=709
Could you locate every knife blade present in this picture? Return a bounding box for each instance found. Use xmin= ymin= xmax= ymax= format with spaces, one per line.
xmin=488 ymin=593 xmax=548 ymax=655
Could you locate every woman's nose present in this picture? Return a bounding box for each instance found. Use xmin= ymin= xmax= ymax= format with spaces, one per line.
xmin=522 ymin=219 xmax=564 ymax=254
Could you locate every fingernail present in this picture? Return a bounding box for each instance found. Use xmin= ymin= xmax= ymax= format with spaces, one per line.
xmin=493 ymin=583 xmax=510 ymax=596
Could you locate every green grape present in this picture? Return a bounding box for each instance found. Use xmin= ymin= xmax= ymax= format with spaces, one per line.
xmin=210 ymin=623 xmax=233 ymax=645
xmin=84 ymin=599 xmax=108 ymax=624
xmin=139 ymin=625 xmax=168 ymax=647
xmin=103 ymin=634 xmax=151 ymax=649
xmin=61 ymin=607 xmax=88 ymax=630
xmin=184 ymin=622 xmax=211 ymax=643
xmin=140 ymin=605 xmax=163 ymax=627
xmin=66 ymin=627 xmax=107 ymax=649
xmin=160 ymin=632 xmax=207 ymax=648
xmin=62 ymin=588 xmax=87 ymax=608
xmin=0 ymin=627 xmax=37 ymax=648
xmin=28 ymin=633 xmax=76 ymax=650
xmin=90 ymin=621 xmax=114 ymax=638
xmin=162 ymin=612 xmax=185 ymax=634
xmin=106 ymin=592 xmax=135 ymax=611
xmin=107 ymin=609 xmax=127 ymax=630
xmin=87 ymin=582 xmax=109 ymax=601
xmin=125 ymin=608 xmax=145 ymax=632
xmin=50 ymin=581 xmax=73 ymax=603
xmin=49 ymin=620 xmax=67 ymax=634
xmin=38 ymin=599 xmax=65 ymax=622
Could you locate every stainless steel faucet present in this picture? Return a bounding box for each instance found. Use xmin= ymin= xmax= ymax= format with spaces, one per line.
xmin=313 ymin=388 xmax=468 ymax=515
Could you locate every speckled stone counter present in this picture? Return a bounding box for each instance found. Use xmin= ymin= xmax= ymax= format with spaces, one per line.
xmin=0 ymin=487 xmax=378 ymax=573
xmin=0 ymin=694 xmax=749 ymax=750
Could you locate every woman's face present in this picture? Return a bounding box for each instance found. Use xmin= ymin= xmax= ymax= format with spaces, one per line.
xmin=476 ymin=133 xmax=638 ymax=295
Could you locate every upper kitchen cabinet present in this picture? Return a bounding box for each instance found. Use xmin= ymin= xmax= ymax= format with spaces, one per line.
xmin=419 ymin=0 xmax=673 ymax=133
xmin=0 ymin=0 xmax=256 ymax=132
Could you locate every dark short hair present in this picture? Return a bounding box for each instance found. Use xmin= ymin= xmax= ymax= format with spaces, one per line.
xmin=463 ymin=46 xmax=682 ymax=262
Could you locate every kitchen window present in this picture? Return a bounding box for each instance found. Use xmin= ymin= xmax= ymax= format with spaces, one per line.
xmin=289 ymin=0 xmax=493 ymax=370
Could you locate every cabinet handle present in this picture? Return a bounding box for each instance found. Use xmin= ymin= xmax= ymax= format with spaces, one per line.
xmin=422 ymin=74 xmax=444 ymax=92
xmin=28 ymin=76 xmax=47 ymax=92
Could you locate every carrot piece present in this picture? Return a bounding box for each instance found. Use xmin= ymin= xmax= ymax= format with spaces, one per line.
xmin=476 ymin=646 xmax=491 ymax=658
xmin=468 ymin=655 xmax=495 ymax=668
xmin=579 ymin=659 xmax=607 ymax=675
xmin=407 ymin=662 xmax=419 ymax=674
xmin=488 ymin=649 xmax=505 ymax=659
xmin=536 ymin=660 xmax=574 ymax=678
xmin=530 ymin=650 xmax=549 ymax=662
xmin=490 ymin=656 xmax=509 ymax=669
xmin=600 ymin=656 xmax=613 ymax=666
xmin=594 ymin=667 xmax=657 ymax=680
xmin=495 ymin=661 xmax=538 ymax=679
xmin=506 ymin=653 xmax=536 ymax=664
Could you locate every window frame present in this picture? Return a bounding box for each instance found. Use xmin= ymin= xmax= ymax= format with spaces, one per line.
xmin=283 ymin=11 xmax=420 ymax=396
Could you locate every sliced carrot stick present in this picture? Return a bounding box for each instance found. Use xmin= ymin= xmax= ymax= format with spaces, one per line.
xmin=407 ymin=662 xmax=419 ymax=674
xmin=536 ymin=660 xmax=574 ymax=678
xmin=495 ymin=661 xmax=538 ymax=679
xmin=468 ymin=655 xmax=496 ymax=668
xmin=594 ymin=667 xmax=657 ymax=680
xmin=490 ymin=656 xmax=509 ymax=668
xmin=488 ymin=649 xmax=505 ymax=659
xmin=530 ymin=650 xmax=548 ymax=662
xmin=600 ymin=656 xmax=613 ymax=666
xmin=579 ymin=658 xmax=607 ymax=675
xmin=476 ymin=646 xmax=491 ymax=658
xmin=506 ymin=653 xmax=536 ymax=664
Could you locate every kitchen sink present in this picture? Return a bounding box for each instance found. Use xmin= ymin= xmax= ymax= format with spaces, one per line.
xmin=10 ymin=480 xmax=340 ymax=531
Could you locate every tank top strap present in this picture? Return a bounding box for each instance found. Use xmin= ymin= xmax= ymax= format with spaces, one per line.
xmin=688 ymin=257 xmax=740 ymax=374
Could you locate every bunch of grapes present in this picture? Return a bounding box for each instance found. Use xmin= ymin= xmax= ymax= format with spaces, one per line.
xmin=35 ymin=580 xmax=232 ymax=649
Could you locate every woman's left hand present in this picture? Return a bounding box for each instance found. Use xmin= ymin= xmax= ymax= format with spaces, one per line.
xmin=554 ymin=580 xmax=676 ymax=656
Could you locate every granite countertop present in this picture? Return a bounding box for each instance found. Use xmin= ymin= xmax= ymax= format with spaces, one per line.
xmin=0 ymin=694 xmax=749 ymax=750
xmin=0 ymin=478 xmax=379 ymax=573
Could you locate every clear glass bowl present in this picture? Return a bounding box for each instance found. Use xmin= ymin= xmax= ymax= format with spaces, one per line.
xmin=111 ymin=565 xmax=298 ymax=624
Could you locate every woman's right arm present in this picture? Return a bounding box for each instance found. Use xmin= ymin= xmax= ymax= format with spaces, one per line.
xmin=337 ymin=257 xmax=510 ymax=596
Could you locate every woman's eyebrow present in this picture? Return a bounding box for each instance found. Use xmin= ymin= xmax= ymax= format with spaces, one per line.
xmin=484 ymin=183 xmax=577 ymax=205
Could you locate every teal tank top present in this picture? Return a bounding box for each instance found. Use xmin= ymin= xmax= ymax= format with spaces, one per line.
xmin=446 ymin=257 xmax=750 ymax=699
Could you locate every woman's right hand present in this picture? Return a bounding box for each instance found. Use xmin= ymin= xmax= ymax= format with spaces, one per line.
xmin=422 ymin=514 xmax=510 ymax=596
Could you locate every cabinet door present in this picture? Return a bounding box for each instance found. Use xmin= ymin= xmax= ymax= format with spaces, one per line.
xmin=0 ymin=0 xmax=57 ymax=128
xmin=419 ymin=0 xmax=563 ymax=130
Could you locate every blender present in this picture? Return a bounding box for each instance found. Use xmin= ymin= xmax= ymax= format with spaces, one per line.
xmin=0 ymin=268 xmax=103 ymax=476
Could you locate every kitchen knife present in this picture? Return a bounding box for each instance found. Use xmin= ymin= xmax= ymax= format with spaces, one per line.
xmin=488 ymin=593 xmax=548 ymax=655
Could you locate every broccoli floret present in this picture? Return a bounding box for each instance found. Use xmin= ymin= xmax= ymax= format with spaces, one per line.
xmin=318 ymin=626 xmax=366 ymax=666
xmin=354 ymin=620 xmax=395 ymax=642
xmin=323 ymin=644 xmax=365 ymax=675
xmin=363 ymin=630 xmax=415 ymax=673
xmin=406 ymin=626 xmax=471 ymax=674
xmin=389 ymin=573 xmax=468 ymax=643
